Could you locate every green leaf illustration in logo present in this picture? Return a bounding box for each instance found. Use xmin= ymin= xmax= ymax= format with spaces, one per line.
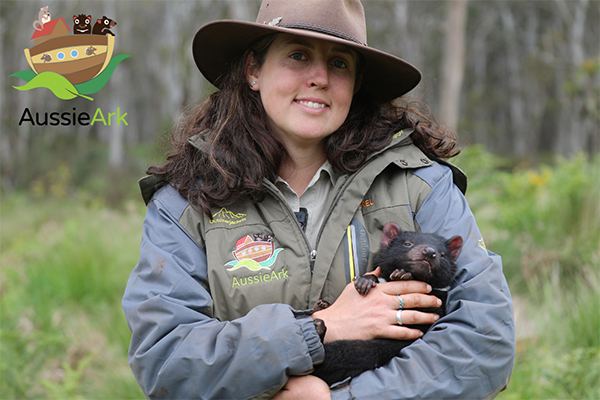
xmin=9 ymin=53 xmax=131 ymax=100
xmin=259 ymin=248 xmax=284 ymax=268
xmin=227 ymin=259 xmax=270 ymax=272
xmin=12 ymin=71 xmax=93 ymax=101
xmin=225 ymin=248 xmax=284 ymax=271
xmin=75 ymin=54 xmax=131 ymax=95
xmin=8 ymin=70 xmax=36 ymax=83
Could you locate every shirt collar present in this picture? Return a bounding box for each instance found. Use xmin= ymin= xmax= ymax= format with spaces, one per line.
xmin=275 ymin=160 xmax=338 ymax=192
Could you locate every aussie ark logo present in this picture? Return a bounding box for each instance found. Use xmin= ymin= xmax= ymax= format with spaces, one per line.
xmin=225 ymin=234 xmax=288 ymax=288
xmin=10 ymin=6 xmax=129 ymax=102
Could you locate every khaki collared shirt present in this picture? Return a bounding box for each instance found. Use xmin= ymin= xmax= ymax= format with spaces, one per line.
xmin=275 ymin=161 xmax=337 ymax=250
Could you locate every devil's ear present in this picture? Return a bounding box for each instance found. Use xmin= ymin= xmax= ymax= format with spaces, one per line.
xmin=446 ymin=236 xmax=463 ymax=262
xmin=381 ymin=222 xmax=401 ymax=248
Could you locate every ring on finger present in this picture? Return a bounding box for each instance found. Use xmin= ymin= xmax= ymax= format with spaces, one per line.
xmin=396 ymin=309 xmax=403 ymax=325
xmin=397 ymin=295 xmax=404 ymax=310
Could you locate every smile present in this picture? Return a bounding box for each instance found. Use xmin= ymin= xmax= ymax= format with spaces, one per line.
xmin=296 ymin=100 xmax=327 ymax=109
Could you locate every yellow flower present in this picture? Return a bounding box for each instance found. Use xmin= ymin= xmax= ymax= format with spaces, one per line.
xmin=527 ymin=169 xmax=551 ymax=187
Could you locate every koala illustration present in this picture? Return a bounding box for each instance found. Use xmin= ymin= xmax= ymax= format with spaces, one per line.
xmin=73 ymin=14 xmax=92 ymax=34
xmin=92 ymin=16 xmax=117 ymax=36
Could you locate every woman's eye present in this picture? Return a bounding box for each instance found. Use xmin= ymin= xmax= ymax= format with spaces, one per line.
xmin=290 ymin=53 xmax=307 ymax=61
xmin=332 ymin=59 xmax=348 ymax=69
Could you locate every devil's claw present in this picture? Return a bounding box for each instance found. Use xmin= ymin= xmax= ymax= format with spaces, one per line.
xmin=354 ymin=275 xmax=378 ymax=295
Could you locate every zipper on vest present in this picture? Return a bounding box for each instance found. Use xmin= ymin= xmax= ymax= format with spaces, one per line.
xmin=262 ymin=180 xmax=314 ymax=270
xmin=314 ymin=165 xmax=363 ymax=247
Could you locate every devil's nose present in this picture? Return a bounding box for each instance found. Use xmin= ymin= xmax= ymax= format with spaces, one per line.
xmin=422 ymin=247 xmax=437 ymax=259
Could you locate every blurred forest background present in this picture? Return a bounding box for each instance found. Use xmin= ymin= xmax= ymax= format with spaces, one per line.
xmin=1 ymin=0 xmax=599 ymax=399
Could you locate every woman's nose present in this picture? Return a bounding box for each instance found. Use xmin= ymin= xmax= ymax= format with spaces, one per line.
xmin=308 ymin=60 xmax=329 ymax=89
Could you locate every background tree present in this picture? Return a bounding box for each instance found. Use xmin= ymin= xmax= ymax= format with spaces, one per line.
xmin=438 ymin=0 xmax=468 ymax=130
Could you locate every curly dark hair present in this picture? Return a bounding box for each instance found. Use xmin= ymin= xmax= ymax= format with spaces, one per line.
xmin=148 ymin=34 xmax=460 ymax=217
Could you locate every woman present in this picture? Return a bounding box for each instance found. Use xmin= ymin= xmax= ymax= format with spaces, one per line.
xmin=122 ymin=1 xmax=515 ymax=399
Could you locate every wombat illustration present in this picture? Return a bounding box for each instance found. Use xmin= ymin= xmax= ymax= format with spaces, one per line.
xmin=312 ymin=222 xmax=463 ymax=386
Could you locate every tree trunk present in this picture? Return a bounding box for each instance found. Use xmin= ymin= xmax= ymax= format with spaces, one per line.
xmin=562 ymin=0 xmax=589 ymax=156
xmin=501 ymin=8 xmax=528 ymax=157
xmin=438 ymin=0 xmax=468 ymax=130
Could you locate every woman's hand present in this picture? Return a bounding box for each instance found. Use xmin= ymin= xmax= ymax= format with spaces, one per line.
xmin=271 ymin=376 xmax=331 ymax=400
xmin=312 ymin=268 xmax=442 ymax=343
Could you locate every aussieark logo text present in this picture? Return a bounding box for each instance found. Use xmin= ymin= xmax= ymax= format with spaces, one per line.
xmin=18 ymin=107 xmax=128 ymax=126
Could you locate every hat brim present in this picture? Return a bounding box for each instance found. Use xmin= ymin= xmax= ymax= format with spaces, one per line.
xmin=192 ymin=20 xmax=421 ymax=102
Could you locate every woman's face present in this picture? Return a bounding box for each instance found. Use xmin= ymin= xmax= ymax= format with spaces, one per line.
xmin=247 ymin=34 xmax=360 ymax=151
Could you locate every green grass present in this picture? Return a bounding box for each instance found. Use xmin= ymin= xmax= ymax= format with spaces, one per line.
xmin=498 ymin=274 xmax=600 ymax=400
xmin=0 ymin=194 xmax=145 ymax=399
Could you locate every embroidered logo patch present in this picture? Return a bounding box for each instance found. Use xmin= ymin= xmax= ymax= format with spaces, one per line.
xmin=225 ymin=234 xmax=283 ymax=272
xmin=210 ymin=207 xmax=247 ymax=225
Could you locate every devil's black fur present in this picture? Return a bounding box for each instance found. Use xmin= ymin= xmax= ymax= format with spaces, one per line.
xmin=312 ymin=222 xmax=463 ymax=386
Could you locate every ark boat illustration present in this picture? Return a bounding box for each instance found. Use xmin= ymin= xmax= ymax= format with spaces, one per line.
xmin=24 ymin=17 xmax=114 ymax=85
xmin=233 ymin=236 xmax=275 ymax=263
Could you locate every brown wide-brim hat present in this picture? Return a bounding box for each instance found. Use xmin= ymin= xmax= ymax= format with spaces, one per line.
xmin=192 ymin=0 xmax=421 ymax=102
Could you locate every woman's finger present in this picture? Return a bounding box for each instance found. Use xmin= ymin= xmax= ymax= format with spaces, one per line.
xmin=392 ymin=309 xmax=439 ymax=326
xmin=390 ymin=292 xmax=442 ymax=310
xmin=379 ymin=279 xmax=432 ymax=295
xmin=380 ymin=309 xmax=440 ymax=340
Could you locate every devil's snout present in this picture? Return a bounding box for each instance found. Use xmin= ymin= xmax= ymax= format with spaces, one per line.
xmin=422 ymin=247 xmax=437 ymax=260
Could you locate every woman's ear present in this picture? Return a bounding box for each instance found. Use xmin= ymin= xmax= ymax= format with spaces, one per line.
xmin=245 ymin=51 xmax=260 ymax=91
xmin=354 ymin=73 xmax=363 ymax=94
